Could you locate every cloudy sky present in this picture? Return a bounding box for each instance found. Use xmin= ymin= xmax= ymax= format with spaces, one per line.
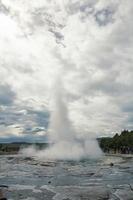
xmin=0 ymin=0 xmax=133 ymax=142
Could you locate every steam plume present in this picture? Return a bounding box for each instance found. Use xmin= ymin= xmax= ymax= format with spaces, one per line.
xmin=21 ymin=77 xmax=103 ymax=160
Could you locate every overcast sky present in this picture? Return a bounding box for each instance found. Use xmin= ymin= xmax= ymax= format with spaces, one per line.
xmin=0 ymin=0 xmax=133 ymax=142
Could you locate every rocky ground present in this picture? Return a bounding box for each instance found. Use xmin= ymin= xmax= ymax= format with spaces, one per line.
xmin=0 ymin=154 xmax=133 ymax=200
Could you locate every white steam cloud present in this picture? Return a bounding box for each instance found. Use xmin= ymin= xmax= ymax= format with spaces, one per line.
xmin=21 ymin=75 xmax=103 ymax=160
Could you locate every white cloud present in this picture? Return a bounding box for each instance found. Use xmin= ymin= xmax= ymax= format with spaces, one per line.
xmin=0 ymin=0 xmax=133 ymax=139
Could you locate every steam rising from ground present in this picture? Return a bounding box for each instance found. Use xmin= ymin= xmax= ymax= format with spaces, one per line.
xmin=21 ymin=77 xmax=103 ymax=160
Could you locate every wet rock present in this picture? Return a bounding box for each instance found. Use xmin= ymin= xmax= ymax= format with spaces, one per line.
xmin=24 ymin=157 xmax=34 ymax=161
xmin=129 ymin=184 xmax=133 ymax=191
xmin=0 ymin=189 xmax=7 ymax=200
xmin=114 ymin=189 xmax=133 ymax=200
xmin=63 ymin=199 xmax=70 ymax=200
xmin=0 ymin=190 xmax=3 ymax=198
xmin=85 ymin=172 xmax=95 ymax=177
xmin=0 ymin=186 xmax=8 ymax=188
xmin=40 ymin=162 xmax=56 ymax=167
xmin=7 ymin=157 xmax=14 ymax=160
xmin=110 ymin=163 xmax=114 ymax=167
xmin=0 ymin=155 xmax=133 ymax=200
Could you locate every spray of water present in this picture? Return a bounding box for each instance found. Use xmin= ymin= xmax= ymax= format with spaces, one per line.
xmin=21 ymin=77 xmax=103 ymax=160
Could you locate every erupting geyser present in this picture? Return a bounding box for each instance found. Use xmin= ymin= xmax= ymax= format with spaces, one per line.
xmin=22 ymin=77 xmax=103 ymax=160
xmin=43 ymin=78 xmax=103 ymax=160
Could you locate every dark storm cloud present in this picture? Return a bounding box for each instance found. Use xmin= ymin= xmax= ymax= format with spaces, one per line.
xmin=49 ymin=29 xmax=64 ymax=42
xmin=0 ymin=99 xmax=49 ymax=138
xmin=95 ymin=8 xmax=115 ymax=26
xmin=80 ymin=3 xmax=94 ymax=14
xmin=0 ymin=134 xmax=47 ymax=143
xmin=26 ymin=109 xmax=50 ymax=128
xmin=88 ymin=75 xmax=125 ymax=96
xmin=121 ymin=101 xmax=133 ymax=113
xmin=0 ymin=84 xmax=16 ymax=106
xmin=23 ymin=126 xmax=46 ymax=134
xmin=0 ymin=108 xmax=22 ymax=128
xmin=66 ymin=0 xmax=96 ymax=15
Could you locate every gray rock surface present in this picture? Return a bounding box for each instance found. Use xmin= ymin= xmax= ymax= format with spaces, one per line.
xmin=0 ymin=155 xmax=133 ymax=200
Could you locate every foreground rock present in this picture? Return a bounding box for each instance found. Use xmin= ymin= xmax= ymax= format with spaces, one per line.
xmin=0 ymin=189 xmax=7 ymax=200
xmin=0 ymin=155 xmax=133 ymax=199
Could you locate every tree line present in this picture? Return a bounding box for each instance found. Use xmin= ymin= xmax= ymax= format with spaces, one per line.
xmin=99 ymin=130 xmax=133 ymax=154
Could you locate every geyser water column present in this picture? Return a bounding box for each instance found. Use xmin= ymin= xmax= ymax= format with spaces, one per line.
xmin=43 ymin=78 xmax=84 ymax=160
xmin=48 ymin=78 xmax=75 ymax=143
xmin=38 ymin=77 xmax=103 ymax=160
xmin=21 ymin=76 xmax=103 ymax=160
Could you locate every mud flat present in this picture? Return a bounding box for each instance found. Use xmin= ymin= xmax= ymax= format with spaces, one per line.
xmin=0 ymin=154 xmax=133 ymax=200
